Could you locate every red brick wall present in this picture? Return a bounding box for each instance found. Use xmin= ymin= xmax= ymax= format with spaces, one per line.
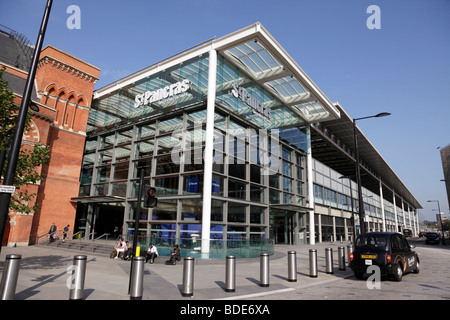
xmin=2 ymin=45 xmax=99 ymax=246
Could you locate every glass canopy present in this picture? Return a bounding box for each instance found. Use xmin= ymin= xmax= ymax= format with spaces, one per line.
xmin=222 ymin=39 xmax=332 ymax=122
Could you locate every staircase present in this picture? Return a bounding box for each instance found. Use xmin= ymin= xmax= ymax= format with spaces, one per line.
xmin=37 ymin=239 xmax=116 ymax=257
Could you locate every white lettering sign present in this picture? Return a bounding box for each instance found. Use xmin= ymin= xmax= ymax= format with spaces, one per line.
xmin=231 ymin=82 xmax=271 ymax=121
xmin=0 ymin=185 xmax=16 ymax=194
xmin=134 ymin=79 xmax=190 ymax=108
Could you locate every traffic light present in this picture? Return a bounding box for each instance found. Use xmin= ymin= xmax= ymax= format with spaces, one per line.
xmin=144 ymin=186 xmax=157 ymax=208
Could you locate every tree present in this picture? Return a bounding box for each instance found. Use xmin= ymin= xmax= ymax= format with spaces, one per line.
xmin=0 ymin=67 xmax=50 ymax=215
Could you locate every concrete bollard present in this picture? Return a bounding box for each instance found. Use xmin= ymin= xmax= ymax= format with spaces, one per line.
xmin=68 ymin=255 xmax=87 ymax=300
xmin=260 ymin=253 xmax=270 ymax=287
xmin=325 ymin=248 xmax=334 ymax=274
xmin=309 ymin=249 xmax=318 ymax=278
xmin=338 ymin=246 xmax=346 ymax=271
xmin=182 ymin=257 xmax=195 ymax=297
xmin=287 ymin=251 xmax=297 ymax=282
xmin=0 ymin=254 xmax=21 ymax=300
xmin=225 ymin=255 xmax=236 ymax=292
xmin=130 ymin=256 xmax=145 ymax=300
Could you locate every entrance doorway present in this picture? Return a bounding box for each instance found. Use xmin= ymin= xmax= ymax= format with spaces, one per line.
xmin=269 ymin=209 xmax=295 ymax=244
xmin=94 ymin=204 xmax=124 ymax=239
xmin=74 ymin=202 xmax=125 ymax=240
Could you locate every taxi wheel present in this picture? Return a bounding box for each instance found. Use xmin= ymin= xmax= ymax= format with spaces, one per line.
xmin=413 ymin=259 xmax=420 ymax=274
xmin=392 ymin=263 xmax=403 ymax=282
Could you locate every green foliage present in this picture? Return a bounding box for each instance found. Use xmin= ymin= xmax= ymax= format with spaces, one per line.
xmin=0 ymin=67 xmax=51 ymax=215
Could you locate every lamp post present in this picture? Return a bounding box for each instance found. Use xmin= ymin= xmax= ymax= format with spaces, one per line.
xmin=353 ymin=112 xmax=391 ymax=235
xmin=0 ymin=0 xmax=53 ymax=254
xmin=427 ymin=200 xmax=445 ymax=244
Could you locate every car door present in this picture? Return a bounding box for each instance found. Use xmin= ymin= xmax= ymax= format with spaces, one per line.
xmin=390 ymin=234 xmax=403 ymax=266
xmin=400 ymin=235 xmax=416 ymax=272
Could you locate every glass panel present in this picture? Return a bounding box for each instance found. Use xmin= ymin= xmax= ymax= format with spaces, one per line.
xmin=133 ymin=159 xmax=152 ymax=178
xmin=211 ymin=199 xmax=224 ymax=222
xmin=94 ymin=183 xmax=108 ymax=196
xmin=115 ymin=145 xmax=131 ymax=162
xmin=159 ymin=116 xmax=183 ymax=134
xmin=155 ymin=154 xmax=180 ymax=175
xmin=269 ymin=189 xmax=280 ymax=204
xmin=181 ymin=198 xmax=202 ymax=221
xmin=152 ymin=199 xmax=177 ymax=220
xmin=150 ymin=223 xmax=177 ymax=243
xmin=184 ymin=148 xmax=204 ymax=171
xmin=250 ymin=184 xmax=264 ymax=203
xmin=135 ymin=140 xmax=154 ymax=158
xmin=111 ymin=182 xmax=127 ymax=197
xmin=283 ymin=177 xmax=292 ymax=192
xmin=80 ymin=167 xmax=93 ymax=184
xmin=157 ymin=135 xmax=180 ymax=155
xmin=82 ymin=153 xmax=95 ymax=166
xmin=227 ymin=226 xmax=246 ymax=240
xmin=85 ymin=139 xmax=97 ymax=152
xmin=138 ymin=123 xmax=156 ymax=140
xmin=96 ymin=165 xmax=111 ymax=182
xmin=228 ymin=160 xmax=246 ymax=180
xmin=183 ymin=174 xmax=203 ymax=195
xmin=228 ymin=179 xmax=246 ymax=200
xmin=228 ymin=202 xmax=247 ymax=223
xmin=250 ymin=206 xmax=265 ymax=224
xmin=212 ymin=174 xmax=224 ymax=196
xmin=186 ymin=109 xmax=207 ymax=128
xmin=98 ymin=149 xmax=113 ymax=165
xmin=114 ymin=162 xmax=129 ymax=180
xmin=100 ymin=135 xmax=115 ymax=149
xmin=116 ymin=129 xmax=133 ymax=145
xmin=155 ymin=176 xmax=179 ymax=195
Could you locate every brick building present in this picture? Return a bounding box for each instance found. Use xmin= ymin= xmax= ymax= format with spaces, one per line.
xmin=0 ymin=26 xmax=99 ymax=246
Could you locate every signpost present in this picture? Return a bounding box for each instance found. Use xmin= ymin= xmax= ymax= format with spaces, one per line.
xmin=0 ymin=186 xmax=15 ymax=194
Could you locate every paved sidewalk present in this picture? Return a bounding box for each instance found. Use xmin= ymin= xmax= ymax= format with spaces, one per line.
xmin=0 ymin=241 xmax=355 ymax=300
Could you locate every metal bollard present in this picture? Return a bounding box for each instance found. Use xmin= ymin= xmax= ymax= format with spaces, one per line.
xmin=182 ymin=256 xmax=195 ymax=297
xmin=287 ymin=251 xmax=297 ymax=282
xmin=0 ymin=254 xmax=21 ymax=300
xmin=338 ymin=246 xmax=346 ymax=271
xmin=130 ymin=256 xmax=145 ymax=300
xmin=260 ymin=253 xmax=270 ymax=287
xmin=325 ymin=248 xmax=334 ymax=274
xmin=68 ymin=255 xmax=87 ymax=300
xmin=225 ymin=255 xmax=236 ymax=292
xmin=347 ymin=245 xmax=353 ymax=266
xmin=309 ymin=249 xmax=318 ymax=278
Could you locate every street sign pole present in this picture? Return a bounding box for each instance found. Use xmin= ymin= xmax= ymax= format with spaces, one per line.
xmin=0 ymin=0 xmax=53 ymax=253
xmin=128 ymin=167 xmax=144 ymax=293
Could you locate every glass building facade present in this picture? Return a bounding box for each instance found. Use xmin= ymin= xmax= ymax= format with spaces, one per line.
xmin=73 ymin=23 xmax=420 ymax=256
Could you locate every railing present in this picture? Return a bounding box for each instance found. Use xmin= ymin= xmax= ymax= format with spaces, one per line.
xmin=124 ymin=235 xmax=274 ymax=259
xmin=91 ymin=233 xmax=111 ymax=252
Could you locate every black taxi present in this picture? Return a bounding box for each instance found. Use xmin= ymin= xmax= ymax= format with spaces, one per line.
xmin=350 ymin=232 xmax=420 ymax=281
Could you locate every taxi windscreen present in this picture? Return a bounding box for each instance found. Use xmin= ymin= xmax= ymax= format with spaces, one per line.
xmin=355 ymin=235 xmax=388 ymax=250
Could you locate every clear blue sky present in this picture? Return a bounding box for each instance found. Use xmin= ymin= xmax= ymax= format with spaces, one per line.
xmin=1 ymin=0 xmax=449 ymax=222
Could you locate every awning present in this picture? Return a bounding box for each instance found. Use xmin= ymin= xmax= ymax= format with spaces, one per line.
xmin=270 ymin=203 xmax=312 ymax=212
xmin=70 ymin=195 xmax=126 ymax=204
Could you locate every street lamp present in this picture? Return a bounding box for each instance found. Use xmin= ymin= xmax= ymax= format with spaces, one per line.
xmin=353 ymin=112 xmax=391 ymax=235
xmin=427 ymin=200 xmax=446 ymax=244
